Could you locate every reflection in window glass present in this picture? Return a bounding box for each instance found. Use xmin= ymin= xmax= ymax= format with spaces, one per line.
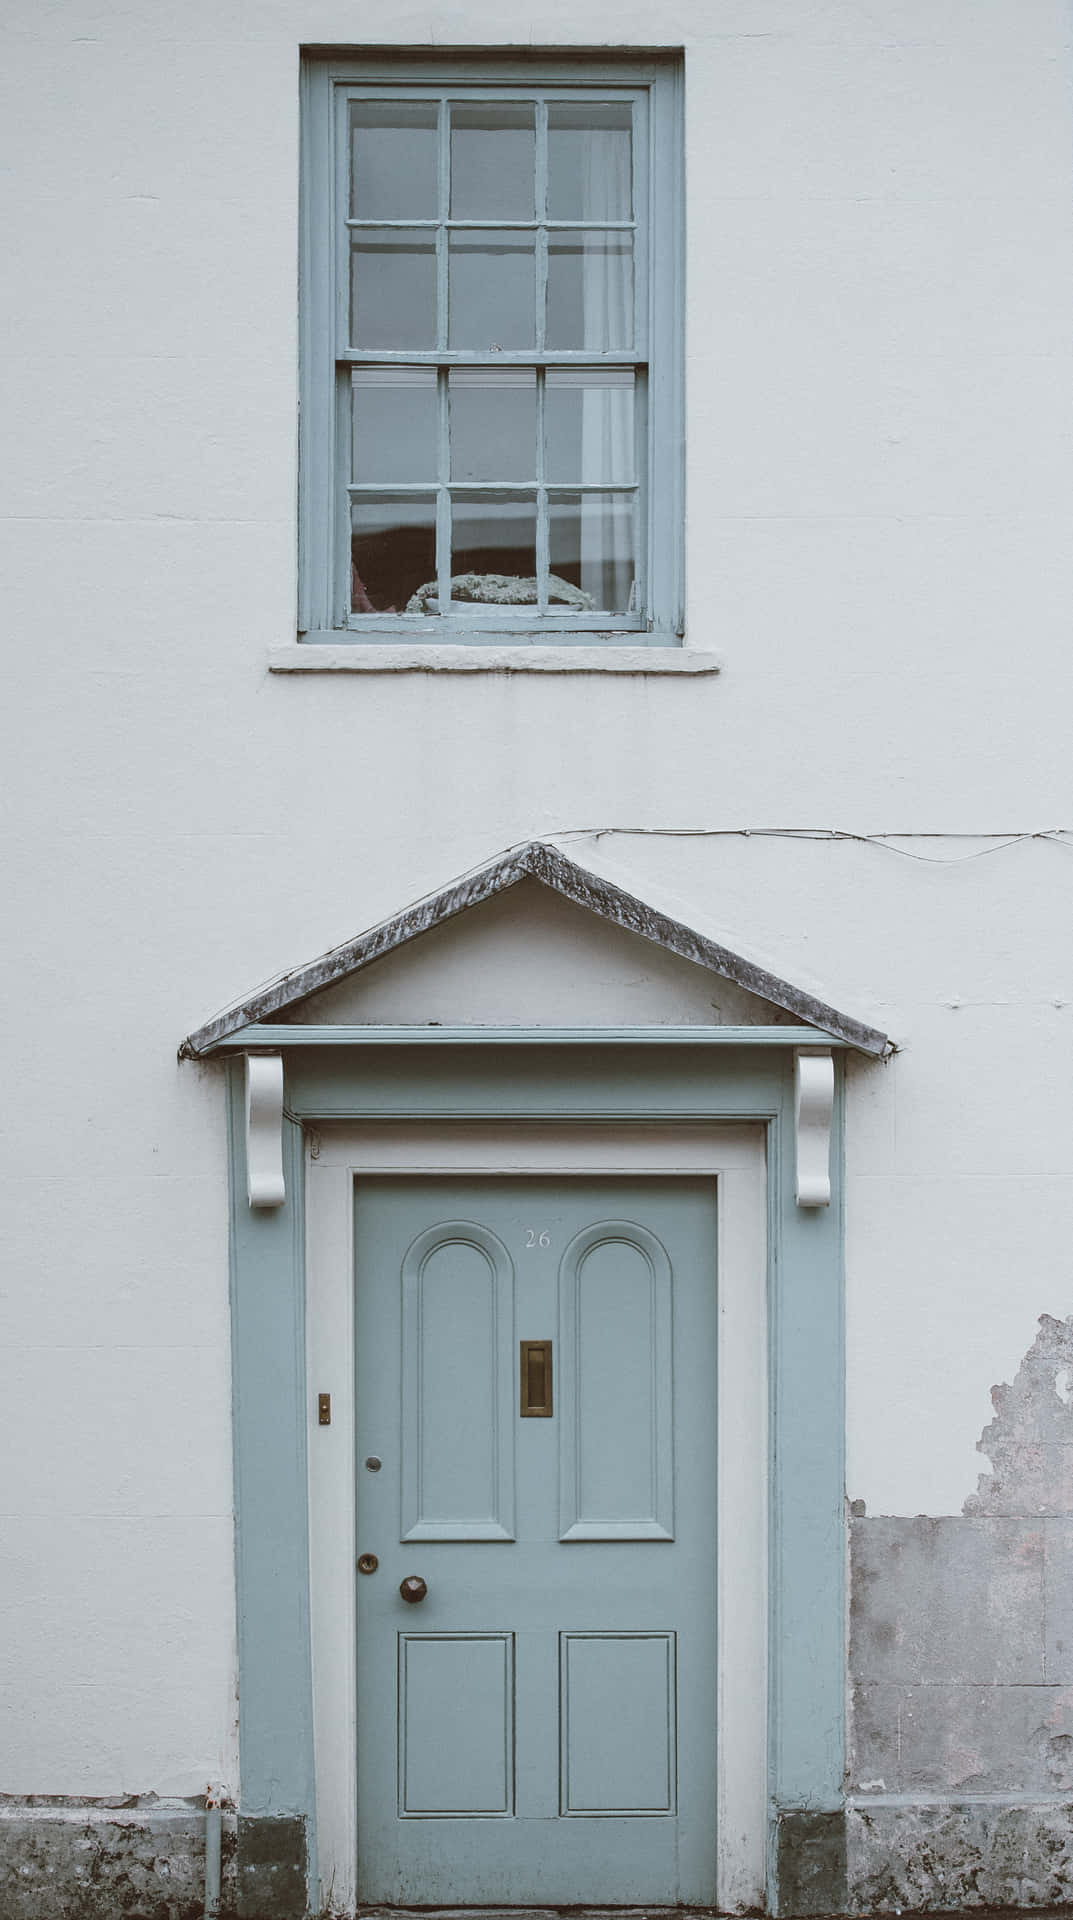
xmin=549 ymin=492 xmax=635 ymax=613
xmin=546 ymin=233 xmax=633 ymax=350
xmin=351 ymin=231 xmax=437 ymax=349
xmin=450 ymin=492 xmax=537 ymax=605
xmin=545 ymin=370 xmax=633 ymax=483
xmin=546 ymin=102 xmax=632 ymax=221
xmin=352 ymin=368 xmax=438 ymax=484
xmin=450 ymin=369 xmax=536 ymax=482
xmin=450 ymin=103 xmax=535 ymax=220
xmin=351 ymin=494 xmax=436 ymax=613
xmin=350 ymin=102 xmax=439 ymax=220
xmin=449 ymin=232 xmax=536 ymax=349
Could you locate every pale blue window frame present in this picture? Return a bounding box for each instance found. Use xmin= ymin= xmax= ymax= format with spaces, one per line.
xmin=299 ymin=53 xmax=684 ymax=646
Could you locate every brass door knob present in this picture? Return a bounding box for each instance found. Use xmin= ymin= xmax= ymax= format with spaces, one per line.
xmin=399 ymin=1575 xmax=428 ymax=1604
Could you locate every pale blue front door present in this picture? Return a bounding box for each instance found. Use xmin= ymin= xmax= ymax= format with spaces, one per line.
xmin=354 ymin=1176 xmax=717 ymax=1904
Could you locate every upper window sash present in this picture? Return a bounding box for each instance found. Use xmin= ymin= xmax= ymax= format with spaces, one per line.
xmin=335 ymin=87 xmax=649 ymax=364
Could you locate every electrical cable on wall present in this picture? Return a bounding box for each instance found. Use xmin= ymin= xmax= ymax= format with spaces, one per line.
xmin=542 ymin=827 xmax=1073 ymax=866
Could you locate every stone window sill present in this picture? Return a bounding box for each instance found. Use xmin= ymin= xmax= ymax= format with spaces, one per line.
xmin=270 ymin=644 xmax=721 ymax=676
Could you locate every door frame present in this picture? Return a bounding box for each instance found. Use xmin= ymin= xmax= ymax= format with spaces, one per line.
xmin=223 ymin=1039 xmax=847 ymax=1917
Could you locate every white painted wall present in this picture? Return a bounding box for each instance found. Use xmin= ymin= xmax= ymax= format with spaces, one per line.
xmin=3 ymin=0 xmax=1072 ymax=1793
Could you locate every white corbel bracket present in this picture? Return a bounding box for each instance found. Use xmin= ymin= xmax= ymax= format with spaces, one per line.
xmin=794 ymin=1047 xmax=834 ymax=1208
xmin=245 ymin=1052 xmax=285 ymax=1208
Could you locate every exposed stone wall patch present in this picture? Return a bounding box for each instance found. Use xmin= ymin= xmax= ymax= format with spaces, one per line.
xmin=965 ymin=1314 xmax=1073 ymax=1518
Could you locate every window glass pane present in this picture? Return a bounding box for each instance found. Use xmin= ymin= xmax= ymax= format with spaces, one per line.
xmin=549 ymin=491 xmax=635 ymax=613
xmin=545 ymin=369 xmax=633 ymax=483
xmin=448 ymin=232 xmax=535 ymax=349
xmin=450 ymin=104 xmax=535 ymax=220
xmin=450 ymin=369 xmax=536 ymax=482
xmin=547 ymin=102 xmax=632 ymax=221
xmin=350 ymin=102 xmax=439 ymax=220
xmin=351 ymin=230 xmax=437 ymax=349
xmin=546 ymin=232 xmax=633 ymax=350
xmin=351 ymin=493 xmax=437 ymax=614
xmin=352 ymin=368 xmax=438 ymax=483
xmin=450 ymin=492 xmax=537 ymax=604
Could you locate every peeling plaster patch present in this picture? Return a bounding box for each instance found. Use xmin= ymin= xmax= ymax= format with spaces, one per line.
xmin=965 ymin=1315 xmax=1073 ymax=1518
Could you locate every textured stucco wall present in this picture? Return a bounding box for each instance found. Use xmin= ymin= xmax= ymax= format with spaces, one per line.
xmin=3 ymin=0 xmax=1073 ymax=1911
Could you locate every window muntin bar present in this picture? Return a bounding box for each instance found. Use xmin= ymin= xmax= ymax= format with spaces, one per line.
xmin=345 ymin=218 xmax=637 ymax=230
xmin=535 ymin=361 xmax=548 ymax=613
xmin=434 ymin=102 xmax=449 ymax=353
xmin=341 ymin=350 xmax=645 ymax=365
xmin=435 ymin=364 xmax=450 ymax=612
xmin=348 ymin=483 xmax=638 ymax=493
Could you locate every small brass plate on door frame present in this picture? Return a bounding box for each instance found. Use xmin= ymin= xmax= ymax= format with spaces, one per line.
xmin=520 ymin=1339 xmax=553 ymax=1417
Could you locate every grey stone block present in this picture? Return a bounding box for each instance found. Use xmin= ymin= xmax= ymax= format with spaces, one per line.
xmin=236 ymin=1813 xmax=306 ymax=1919
xmin=851 ymin=1683 xmax=901 ymax=1789
xmin=0 ymin=1805 xmax=304 ymax=1920
xmin=852 ymin=1681 xmax=1073 ymax=1793
xmin=848 ymin=1798 xmax=1073 ymax=1911
xmin=775 ymin=1808 xmax=847 ymax=1916
xmin=0 ymin=1801 xmax=236 ymax=1920
xmin=1045 ymin=1519 xmax=1073 ymax=1683
xmin=851 ymin=1515 xmax=1046 ymax=1685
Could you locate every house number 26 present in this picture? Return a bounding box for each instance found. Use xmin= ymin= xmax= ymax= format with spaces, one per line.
xmin=525 ymin=1229 xmax=551 ymax=1249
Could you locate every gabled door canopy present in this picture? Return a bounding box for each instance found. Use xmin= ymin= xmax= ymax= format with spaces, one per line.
xmin=181 ymin=840 xmax=890 ymax=1215
xmin=179 ymin=838 xmax=890 ymax=1061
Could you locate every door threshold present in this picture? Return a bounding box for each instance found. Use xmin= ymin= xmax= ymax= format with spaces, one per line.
xmin=355 ymin=1909 xmax=727 ymax=1917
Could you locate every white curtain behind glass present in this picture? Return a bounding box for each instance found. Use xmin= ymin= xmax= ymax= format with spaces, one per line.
xmin=581 ymin=130 xmax=633 ymax=613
